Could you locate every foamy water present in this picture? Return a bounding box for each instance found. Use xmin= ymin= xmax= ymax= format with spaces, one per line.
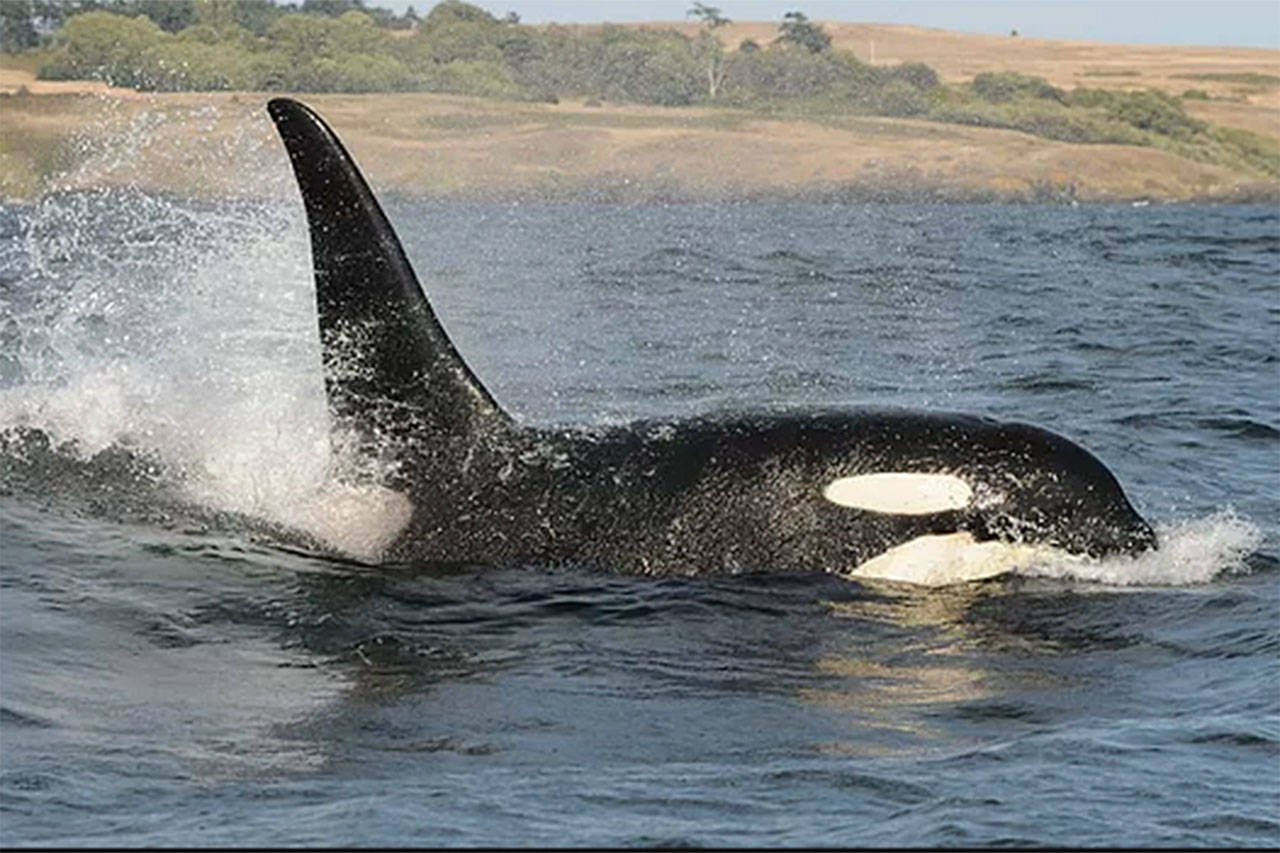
xmin=1016 ymin=511 xmax=1264 ymax=587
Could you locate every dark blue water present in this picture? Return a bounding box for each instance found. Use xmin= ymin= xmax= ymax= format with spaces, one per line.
xmin=1 ymin=193 xmax=1276 ymax=846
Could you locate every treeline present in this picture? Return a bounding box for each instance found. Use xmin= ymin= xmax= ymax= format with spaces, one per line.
xmin=25 ymin=0 xmax=943 ymax=107
xmin=0 ymin=0 xmax=419 ymax=51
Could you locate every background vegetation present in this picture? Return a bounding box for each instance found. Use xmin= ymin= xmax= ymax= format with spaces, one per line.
xmin=3 ymin=0 xmax=1277 ymax=180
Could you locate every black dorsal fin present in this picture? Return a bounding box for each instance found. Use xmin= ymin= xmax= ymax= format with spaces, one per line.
xmin=266 ymin=98 xmax=509 ymax=458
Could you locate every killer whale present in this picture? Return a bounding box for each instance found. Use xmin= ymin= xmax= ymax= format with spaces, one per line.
xmin=266 ymin=97 xmax=1157 ymax=585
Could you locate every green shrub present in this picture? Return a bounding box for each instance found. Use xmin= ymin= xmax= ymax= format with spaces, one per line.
xmin=38 ymin=11 xmax=168 ymax=88
xmin=240 ymin=50 xmax=295 ymax=90
xmin=420 ymin=0 xmax=499 ymax=29
xmin=928 ymin=95 xmax=1148 ymax=146
xmin=882 ymin=62 xmax=940 ymax=91
xmin=324 ymin=52 xmax=413 ymax=91
xmin=176 ymin=22 xmax=256 ymax=48
xmin=1104 ymin=89 xmax=1206 ymax=138
xmin=131 ymin=0 xmax=197 ymax=34
xmin=596 ymin=30 xmax=702 ymax=105
xmin=174 ymin=24 xmax=222 ymax=45
xmin=512 ymin=25 xmax=701 ymax=106
xmin=972 ymin=71 xmax=1063 ymax=103
xmin=404 ymin=19 xmax=506 ymax=66
xmin=495 ymin=26 xmax=544 ymax=69
xmin=723 ymin=46 xmax=845 ymax=102
xmin=137 ymin=40 xmax=248 ymax=90
xmin=1203 ymin=125 xmax=1280 ymax=177
xmin=1006 ymin=103 xmax=1145 ymax=144
xmin=230 ymin=0 xmax=288 ymax=36
xmin=415 ymin=59 xmax=521 ymax=98
xmin=266 ymin=10 xmax=389 ymax=61
xmin=872 ymin=80 xmax=931 ymax=116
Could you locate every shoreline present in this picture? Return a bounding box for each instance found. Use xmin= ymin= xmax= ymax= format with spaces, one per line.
xmin=2 ymin=89 xmax=1275 ymax=206
xmin=13 ymin=169 xmax=1278 ymax=207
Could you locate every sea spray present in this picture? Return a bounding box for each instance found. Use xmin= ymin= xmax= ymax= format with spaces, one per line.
xmin=1017 ymin=510 xmax=1263 ymax=586
xmin=0 ymin=105 xmax=412 ymax=560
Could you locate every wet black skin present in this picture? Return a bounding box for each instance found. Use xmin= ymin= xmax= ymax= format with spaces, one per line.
xmin=383 ymin=410 xmax=1157 ymax=572
xmin=267 ymin=98 xmax=1157 ymax=576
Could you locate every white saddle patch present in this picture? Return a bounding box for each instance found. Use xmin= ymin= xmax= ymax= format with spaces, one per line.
xmin=823 ymin=472 xmax=973 ymax=515
xmin=846 ymin=532 xmax=1043 ymax=587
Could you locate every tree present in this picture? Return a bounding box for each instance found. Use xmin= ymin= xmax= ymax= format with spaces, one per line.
xmin=723 ymin=43 xmax=841 ymax=101
xmin=687 ymin=2 xmax=729 ymax=99
xmin=301 ymin=0 xmax=368 ymax=16
xmin=135 ymin=0 xmax=196 ymax=32
xmin=688 ymin=2 xmax=727 ymax=28
xmin=777 ymin=10 xmax=830 ymax=53
xmin=228 ymin=0 xmax=285 ymax=35
xmin=421 ymin=0 xmax=496 ymax=30
xmin=1 ymin=1 xmax=40 ymax=50
xmin=38 ymin=10 xmax=168 ymax=87
xmin=267 ymin=10 xmax=388 ymax=61
xmin=384 ymin=4 xmax=419 ymax=29
xmin=407 ymin=17 xmax=504 ymax=65
xmin=194 ymin=0 xmax=237 ymax=32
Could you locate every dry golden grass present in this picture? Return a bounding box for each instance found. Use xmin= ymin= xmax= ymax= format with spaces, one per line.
xmin=1 ymin=22 xmax=1276 ymax=203
xmin=1183 ymin=97 xmax=1280 ymax=136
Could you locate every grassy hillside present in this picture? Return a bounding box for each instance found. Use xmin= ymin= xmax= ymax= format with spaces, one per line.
xmin=1 ymin=22 xmax=1276 ymax=203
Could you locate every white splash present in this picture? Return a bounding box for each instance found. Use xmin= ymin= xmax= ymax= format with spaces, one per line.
xmin=0 ymin=106 xmax=413 ymax=561
xmin=1017 ymin=510 xmax=1264 ymax=587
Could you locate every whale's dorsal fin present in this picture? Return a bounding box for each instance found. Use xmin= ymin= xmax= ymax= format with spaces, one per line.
xmin=267 ymin=98 xmax=509 ymax=454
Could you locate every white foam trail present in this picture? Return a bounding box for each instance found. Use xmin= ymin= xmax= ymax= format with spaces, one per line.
xmin=1017 ymin=510 xmax=1264 ymax=586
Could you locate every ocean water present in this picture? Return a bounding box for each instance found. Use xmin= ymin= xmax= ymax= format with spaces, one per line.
xmin=0 ymin=181 xmax=1276 ymax=846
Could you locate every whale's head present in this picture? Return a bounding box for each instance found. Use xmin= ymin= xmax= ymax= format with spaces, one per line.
xmin=954 ymin=419 xmax=1155 ymax=557
xmin=806 ymin=413 xmax=1157 ymax=583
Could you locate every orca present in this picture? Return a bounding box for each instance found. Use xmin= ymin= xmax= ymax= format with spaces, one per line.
xmin=265 ymin=98 xmax=1157 ymax=586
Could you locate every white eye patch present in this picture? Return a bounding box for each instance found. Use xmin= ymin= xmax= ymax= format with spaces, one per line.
xmin=822 ymin=472 xmax=973 ymax=515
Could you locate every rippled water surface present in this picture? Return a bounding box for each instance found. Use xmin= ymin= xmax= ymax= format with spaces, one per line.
xmin=0 ymin=193 xmax=1276 ymax=847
